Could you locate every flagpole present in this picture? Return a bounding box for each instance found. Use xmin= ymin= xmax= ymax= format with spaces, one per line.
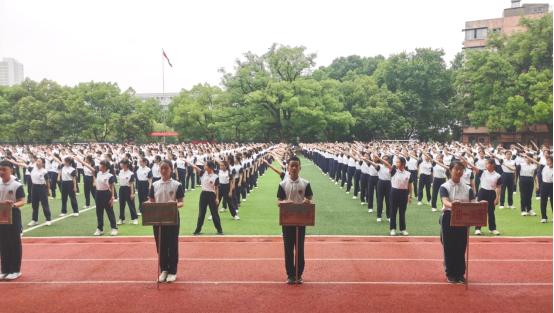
xmin=162 ymin=49 xmax=166 ymax=144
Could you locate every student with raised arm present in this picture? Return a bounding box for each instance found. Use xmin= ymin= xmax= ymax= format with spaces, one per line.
xmin=429 ymin=153 xmax=449 ymax=213
xmin=147 ymin=160 xmax=184 ymax=283
xmin=497 ymin=150 xmax=516 ymax=209
xmin=474 ymin=159 xmax=502 ymax=236
xmin=191 ymin=160 xmax=224 ymax=235
xmin=277 ymin=156 xmax=313 ymax=285
xmin=363 ymin=153 xmax=391 ymax=223
xmin=378 ymin=155 xmax=412 ymax=236
xmin=439 ymin=160 xmax=477 ymax=284
xmin=6 ymin=157 xmax=52 ymax=226
xmin=77 ymin=156 xmax=118 ymax=236
xmin=0 ymin=160 xmax=26 ymax=280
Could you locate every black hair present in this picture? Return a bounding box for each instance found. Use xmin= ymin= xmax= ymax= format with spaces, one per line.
xmin=141 ymin=157 xmax=150 ymax=166
xmin=99 ymin=160 xmax=111 ymax=169
xmin=160 ymin=159 xmax=173 ymax=170
xmin=287 ymin=156 xmax=301 ymax=165
xmin=486 ymin=158 xmax=496 ymax=166
xmin=0 ymin=160 xmax=12 ymax=168
xmin=449 ymin=160 xmax=465 ymax=171
xmin=397 ymin=156 xmax=406 ymax=166
xmin=206 ymin=160 xmax=216 ymax=170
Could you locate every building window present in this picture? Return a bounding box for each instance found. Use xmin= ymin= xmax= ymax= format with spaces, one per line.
xmin=465 ymin=28 xmax=488 ymax=40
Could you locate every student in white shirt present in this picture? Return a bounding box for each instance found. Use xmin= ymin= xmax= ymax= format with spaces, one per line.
xmin=147 ymin=160 xmax=184 ymax=283
xmin=192 ymin=161 xmax=223 ymax=235
xmin=378 ymin=156 xmax=412 ymax=236
xmin=117 ymin=160 xmax=138 ymax=225
xmin=475 ymin=159 xmax=502 ymax=236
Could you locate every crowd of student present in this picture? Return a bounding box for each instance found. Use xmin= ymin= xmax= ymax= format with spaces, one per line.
xmin=0 ymin=142 xmax=279 ymax=237
xmin=301 ymin=141 xmax=553 ymax=236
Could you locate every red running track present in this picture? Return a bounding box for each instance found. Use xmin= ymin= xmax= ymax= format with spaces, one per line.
xmin=0 ymin=236 xmax=551 ymax=313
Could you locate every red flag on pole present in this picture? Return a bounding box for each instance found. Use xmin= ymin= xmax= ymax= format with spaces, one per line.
xmin=162 ymin=49 xmax=173 ymax=67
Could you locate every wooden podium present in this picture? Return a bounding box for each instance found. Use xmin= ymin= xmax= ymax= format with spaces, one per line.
xmin=279 ymin=201 xmax=315 ymax=283
xmin=0 ymin=203 xmax=12 ymax=225
xmin=450 ymin=201 xmax=487 ymax=289
xmin=142 ymin=202 xmax=178 ymax=288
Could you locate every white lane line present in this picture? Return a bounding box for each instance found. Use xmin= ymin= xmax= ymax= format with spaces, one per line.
xmin=23 ymin=206 xmax=96 ymax=234
xmin=22 ymin=241 xmax=552 ymax=246
xmin=1 ymin=280 xmax=550 ymax=286
xmin=22 ymin=235 xmax=553 ymax=239
xmin=21 ymin=258 xmax=552 ymax=262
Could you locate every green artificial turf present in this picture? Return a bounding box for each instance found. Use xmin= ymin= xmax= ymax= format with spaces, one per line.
xmin=21 ymin=156 xmax=553 ymax=237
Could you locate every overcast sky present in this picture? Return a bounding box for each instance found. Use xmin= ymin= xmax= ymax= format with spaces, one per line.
xmin=1 ymin=0 xmax=552 ymax=93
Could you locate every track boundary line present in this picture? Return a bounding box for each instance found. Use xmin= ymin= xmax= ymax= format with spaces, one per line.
xmin=22 ymin=241 xmax=552 ymax=246
xmin=1 ymin=280 xmax=551 ymax=286
xmin=21 ymin=257 xmax=552 ymax=262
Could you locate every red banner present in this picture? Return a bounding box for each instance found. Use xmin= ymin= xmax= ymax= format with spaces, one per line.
xmin=149 ymin=132 xmax=178 ymax=137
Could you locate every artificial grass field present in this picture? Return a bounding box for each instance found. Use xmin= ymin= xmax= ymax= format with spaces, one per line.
xmin=20 ymin=156 xmax=553 ymax=237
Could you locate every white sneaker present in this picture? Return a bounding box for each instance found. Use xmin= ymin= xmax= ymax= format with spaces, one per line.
xmin=242 ymin=199 xmax=246 ymax=202
xmin=165 ymin=274 xmax=177 ymax=283
xmin=93 ymin=229 xmax=104 ymax=236
xmin=0 ymin=273 xmax=6 ymax=280
xmin=417 ymin=202 xmax=422 ymax=206
xmin=132 ymin=219 xmax=139 ymax=225
xmin=536 ymin=197 xmax=541 ymax=200
xmin=208 ymin=215 xmax=213 ymax=220
xmin=352 ymin=196 xmax=357 ymax=199
xmin=499 ymin=206 xmax=505 ymax=209
xmin=45 ymin=221 xmax=51 ymax=226
xmin=491 ymin=230 xmax=500 ymax=236
xmin=27 ymin=220 xmax=38 ymax=227
xmin=346 ymin=191 xmax=350 ymax=194
xmin=390 ymin=229 xmax=396 ymax=236
xmin=368 ymin=209 xmax=373 ymax=213
xmin=72 ymin=213 xmax=79 ymax=217
xmin=529 ymin=210 xmax=537 ymax=216
xmin=376 ymin=218 xmax=382 ymax=223
xmin=431 ymin=208 xmax=437 ymax=212
xmin=335 ymin=182 xmax=338 ymax=185
xmin=387 ymin=218 xmax=390 ymax=223
xmin=233 ymin=215 xmax=240 ymax=220
xmin=521 ymin=212 xmax=529 ymax=216
xmin=509 ymin=205 xmax=515 ymax=209
xmin=49 ymin=197 xmax=54 ymax=200
xmin=4 ymin=272 xmax=21 ymax=280
xmin=475 ymin=229 xmax=481 ymax=235
xmin=219 ymin=208 xmax=225 ymax=212
xmin=59 ymin=213 xmax=67 ymax=217
xmin=541 ymin=219 xmax=547 ymax=223
xmin=110 ymin=229 xmax=118 ymax=236
xmin=361 ymin=202 xmax=366 ymax=205
xmin=117 ymin=219 xmax=124 ymax=225
xmin=401 ymin=230 xmax=409 ymax=236
xmin=137 ymin=212 xmax=142 ymax=216
xmin=158 ymin=271 xmax=168 ymax=282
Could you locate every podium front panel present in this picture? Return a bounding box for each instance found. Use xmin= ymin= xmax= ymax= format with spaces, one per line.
xmin=142 ymin=202 xmax=178 ymax=226
xmin=450 ymin=202 xmax=487 ymax=227
xmin=279 ymin=202 xmax=315 ymax=226
xmin=0 ymin=203 xmax=12 ymax=225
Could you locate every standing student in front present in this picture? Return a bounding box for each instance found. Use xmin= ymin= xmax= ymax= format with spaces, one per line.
xmin=364 ymin=154 xmax=391 ymax=223
xmin=82 ymin=155 xmax=96 ymax=209
xmin=135 ymin=158 xmax=152 ymax=216
xmin=59 ymin=157 xmax=79 ymax=217
xmin=378 ymin=156 xmax=412 ymax=236
xmin=148 ymin=160 xmax=184 ymax=283
xmin=277 ymin=156 xmax=313 ymax=284
xmin=498 ymin=150 xmax=516 ymax=209
xmin=192 ymin=161 xmax=224 ymax=235
xmin=217 ymin=160 xmax=239 ymax=220
xmin=417 ymin=153 xmax=433 ymax=206
xmin=79 ymin=158 xmax=118 ymax=236
xmin=539 ymin=156 xmax=553 ymax=223
xmin=517 ymin=154 xmax=537 ymax=217
xmin=430 ymin=154 xmax=449 ymax=212
xmin=0 ymin=160 xmax=26 ymax=280
xmin=117 ymin=159 xmax=139 ymax=225
xmin=439 ymin=161 xmax=476 ymax=284
xmin=475 ymin=159 xmax=502 ymax=236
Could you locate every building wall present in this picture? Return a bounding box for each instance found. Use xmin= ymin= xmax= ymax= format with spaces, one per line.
xmin=463 ymin=3 xmax=549 ymax=49
xmin=0 ymin=58 xmax=24 ymax=86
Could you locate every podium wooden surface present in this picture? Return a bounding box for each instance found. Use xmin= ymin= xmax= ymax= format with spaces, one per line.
xmin=142 ymin=202 xmax=178 ymax=226
xmin=450 ymin=201 xmax=487 ymax=227
xmin=0 ymin=203 xmax=12 ymax=225
xmin=279 ymin=201 xmax=315 ymax=226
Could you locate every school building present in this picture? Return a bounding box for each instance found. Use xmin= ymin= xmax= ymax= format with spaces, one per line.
xmin=461 ymin=124 xmax=552 ymax=146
